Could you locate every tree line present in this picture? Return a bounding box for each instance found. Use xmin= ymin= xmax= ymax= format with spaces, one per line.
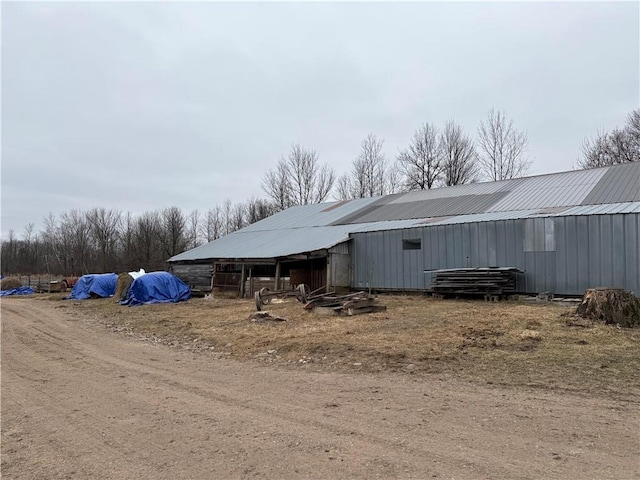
xmin=264 ymin=108 xmax=532 ymax=206
xmin=0 ymin=201 xmax=275 ymax=277
xmin=578 ymin=109 xmax=640 ymax=168
xmin=2 ymin=108 xmax=637 ymax=277
xmin=260 ymin=107 xmax=639 ymax=208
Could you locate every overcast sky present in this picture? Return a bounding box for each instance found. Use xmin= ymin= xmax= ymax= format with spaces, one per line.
xmin=2 ymin=1 xmax=638 ymax=239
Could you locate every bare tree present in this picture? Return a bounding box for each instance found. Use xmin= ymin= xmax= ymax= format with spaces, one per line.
xmin=202 ymin=206 xmax=222 ymax=242
xmin=41 ymin=212 xmax=62 ymax=274
xmin=20 ymin=223 xmax=39 ymax=274
xmin=314 ymin=163 xmax=336 ymax=204
xmin=221 ymin=199 xmax=233 ymax=237
xmin=185 ymin=210 xmax=201 ymax=250
xmin=262 ymin=159 xmax=291 ymax=211
xmin=120 ymin=212 xmax=137 ymax=271
xmin=626 ymin=108 xmax=640 ymax=160
xmin=397 ymin=123 xmax=442 ymax=190
xmin=337 ymin=134 xmax=397 ymax=199
xmin=477 ymin=109 xmax=530 ymax=180
xmin=59 ymin=210 xmax=91 ymax=274
xmin=245 ymin=197 xmax=275 ymax=224
xmin=627 ymin=109 xmax=640 ymax=144
xmin=1 ymin=230 xmax=17 ymax=275
xmin=579 ymin=129 xmax=612 ymax=168
xmin=134 ymin=211 xmax=162 ymax=270
xmin=159 ymin=207 xmax=188 ymax=259
xmin=385 ymin=162 xmax=402 ymax=195
xmin=231 ymin=203 xmax=246 ymax=232
xmin=23 ymin=223 xmax=35 ymax=244
xmin=578 ymin=109 xmax=640 ymax=169
xmin=262 ymin=144 xmax=335 ymax=209
xmin=87 ymin=208 xmax=121 ymax=272
xmin=287 ymin=144 xmax=335 ymax=205
xmin=335 ymin=175 xmax=352 ymax=201
xmin=355 ymin=134 xmax=387 ymax=197
xmin=439 ymin=121 xmax=479 ymax=186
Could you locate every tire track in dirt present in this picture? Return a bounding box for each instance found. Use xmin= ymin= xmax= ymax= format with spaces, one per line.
xmin=3 ymin=301 xmax=520 ymax=478
xmin=3 ymin=301 xmax=480 ymax=479
xmin=2 ymin=298 xmax=638 ymax=480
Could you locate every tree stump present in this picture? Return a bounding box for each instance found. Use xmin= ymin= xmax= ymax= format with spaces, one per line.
xmin=575 ymin=288 xmax=640 ymax=328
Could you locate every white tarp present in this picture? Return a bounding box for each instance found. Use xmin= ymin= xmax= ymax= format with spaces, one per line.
xmin=128 ymin=269 xmax=146 ymax=280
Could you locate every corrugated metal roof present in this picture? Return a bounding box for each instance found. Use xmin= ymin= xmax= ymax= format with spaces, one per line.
xmin=169 ymin=224 xmax=358 ymax=262
xmin=335 ymin=192 xmax=509 ymax=224
xmin=330 ymin=164 xmax=621 ymax=224
xmin=348 ymin=202 xmax=640 ymax=234
xmin=387 ymin=178 xmax=515 ymax=203
xmin=581 ymin=162 xmax=640 ymax=205
xmin=556 ymin=201 xmax=640 ymax=216
xmin=487 ymin=167 xmax=608 ymax=212
xmin=169 ymin=163 xmax=640 ymax=262
xmin=240 ymin=196 xmax=379 ymax=232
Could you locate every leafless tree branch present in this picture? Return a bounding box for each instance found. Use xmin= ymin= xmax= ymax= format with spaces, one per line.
xmin=397 ymin=123 xmax=442 ymax=190
xmin=439 ymin=120 xmax=479 ymax=186
xmin=477 ymin=109 xmax=530 ymax=180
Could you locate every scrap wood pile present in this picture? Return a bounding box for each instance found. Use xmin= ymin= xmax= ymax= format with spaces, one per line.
xmin=428 ymin=267 xmax=523 ymax=297
xmin=304 ymin=291 xmax=386 ymax=316
xmin=573 ymin=288 xmax=640 ymax=328
xmin=252 ymin=284 xmax=387 ymax=316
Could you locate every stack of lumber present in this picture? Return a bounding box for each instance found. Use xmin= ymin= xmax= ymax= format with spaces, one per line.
xmin=428 ymin=267 xmax=523 ymax=296
xmin=305 ymin=292 xmax=386 ymax=316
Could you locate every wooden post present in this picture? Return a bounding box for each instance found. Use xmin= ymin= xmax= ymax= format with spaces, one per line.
xmin=211 ymin=263 xmax=217 ymax=293
xmin=249 ymin=268 xmax=253 ymax=298
xmin=275 ymin=261 xmax=281 ymax=290
xmin=239 ymin=264 xmax=246 ymax=298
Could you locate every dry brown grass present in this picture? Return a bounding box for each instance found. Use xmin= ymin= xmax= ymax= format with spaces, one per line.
xmin=58 ymin=294 xmax=640 ymax=398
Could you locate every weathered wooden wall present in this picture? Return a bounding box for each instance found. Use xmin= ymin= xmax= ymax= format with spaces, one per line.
xmin=169 ymin=263 xmax=213 ymax=291
xmin=243 ymin=277 xmax=291 ymax=298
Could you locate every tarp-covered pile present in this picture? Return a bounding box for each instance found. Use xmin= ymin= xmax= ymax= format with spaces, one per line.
xmin=121 ymin=271 xmax=191 ymax=306
xmin=67 ymin=273 xmax=118 ymax=300
xmin=0 ymin=286 xmax=35 ymax=297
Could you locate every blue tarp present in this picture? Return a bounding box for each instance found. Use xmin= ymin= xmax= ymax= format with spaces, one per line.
xmin=121 ymin=271 xmax=191 ymax=306
xmin=67 ymin=273 xmax=118 ymax=300
xmin=0 ymin=286 xmax=35 ymax=297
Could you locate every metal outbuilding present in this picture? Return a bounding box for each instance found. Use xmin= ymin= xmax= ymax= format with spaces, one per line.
xmin=168 ymin=163 xmax=640 ymax=296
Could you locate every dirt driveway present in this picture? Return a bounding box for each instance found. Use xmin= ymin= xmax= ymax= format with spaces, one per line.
xmin=2 ymin=298 xmax=638 ymax=479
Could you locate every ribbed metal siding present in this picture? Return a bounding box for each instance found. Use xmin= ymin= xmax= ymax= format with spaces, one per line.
xmin=351 ymin=213 xmax=640 ymax=295
xmin=328 ymin=242 xmax=350 ymax=255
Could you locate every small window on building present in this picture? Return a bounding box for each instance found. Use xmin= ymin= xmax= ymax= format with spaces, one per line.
xmin=403 ymin=239 xmax=422 ymax=250
xmin=524 ymin=218 xmax=555 ymax=252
